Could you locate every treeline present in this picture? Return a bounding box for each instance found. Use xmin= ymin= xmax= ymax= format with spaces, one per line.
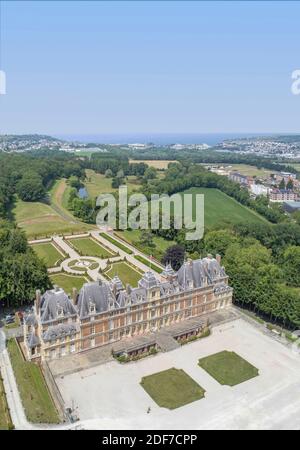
xmin=0 ymin=220 xmax=51 ymax=308
xmin=0 ymin=150 xmax=86 ymax=212
xmin=90 ymin=152 xmax=148 ymax=177
xmin=129 ymin=147 xmax=299 ymax=176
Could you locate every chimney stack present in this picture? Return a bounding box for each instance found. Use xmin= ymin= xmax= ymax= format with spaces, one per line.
xmin=35 ymin=289 xmax=41 ymax=315
xmin=216 ymin=254 xmax=221 ymax=264
xmin=72 ymin=288 xmax=78 ymax=306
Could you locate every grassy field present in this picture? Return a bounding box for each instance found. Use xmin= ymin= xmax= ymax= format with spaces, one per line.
xmin=100 ymin=233 xmax=133 ymax=254
xmin=198 ymin=350 xmax=259 ymax=386
xmin=179 ymin=187 xmax=268 ymax=229
xmin=0 ymin=372 xmax=13 ymax=430
xmin=129 ymin=159 xmax=175 ymax=170
xmin=105 ymin=261 xmax=142 ymax=287
xmin=134 ymin=255 xmax=163 ymax=273
xmin=116 ymin=230 xmax=176 ymax=261
xmin=49 ymin=273 xmax=89 ymax=294
xmin=84 ymin=169 xmax=141 ymax=198
xmin=7 ymin=339 xmax=59 ymax=424
xmin=12 ymin=196 xmax=91 ymax=239
xmin=67 ymin=237 xmax=114 ymax=258
xmin=31 ymin=242 xmax=64 ymax=268
xmin=225 ymin=164 xmax=275 ymax=178
xmin=140 ymin=368 xmax=205 ymax=409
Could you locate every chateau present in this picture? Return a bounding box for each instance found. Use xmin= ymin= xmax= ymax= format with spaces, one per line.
xmin=23 ymin=255 xmax=233 ymax=362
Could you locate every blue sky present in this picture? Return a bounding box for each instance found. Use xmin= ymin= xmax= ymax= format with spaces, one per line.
xmin=0 ymin=1 xmax=300 ymax=135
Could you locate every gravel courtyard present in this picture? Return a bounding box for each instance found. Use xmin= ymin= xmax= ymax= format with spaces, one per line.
xmin=56 ymin=318 xmax=300 ymax=430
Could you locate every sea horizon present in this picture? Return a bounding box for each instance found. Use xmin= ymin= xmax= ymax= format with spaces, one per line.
xmin=53 ymin=132 xmax=292 ymax=146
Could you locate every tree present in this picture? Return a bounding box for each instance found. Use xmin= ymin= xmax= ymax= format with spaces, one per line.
xmin=16 ymin=173 xmax=46 ymax=201
xmin=105 ymin=169 xmax=113 ymax=178
xmin=204 ymin=229 xmax=237 ymax=257
xmin=139 ymin=231 xmax=155 ymax=248
xmin=281 ymin=246 xmax=300 ymax=287
xmin=143 ymin=167 xmax=157 ymax=181
xmin=162 ymin=245 xmax=185 ymax=271
xmin=286 ymin=179 xmax=294 ymax=190
xmin=279 ymin=178 xmax=286 ymax=190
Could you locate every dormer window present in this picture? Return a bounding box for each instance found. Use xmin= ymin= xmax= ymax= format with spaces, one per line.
xmin=89 ymin=302 xmax=96 ymax=315
xmin=57 ymin=305 xmax=64 ymax=318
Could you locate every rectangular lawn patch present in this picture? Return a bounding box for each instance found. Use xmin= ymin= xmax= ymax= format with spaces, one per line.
xmin=198 ymin=350 xmax=259 ymax=386
xmin=68 ymin=237 xmax=114 ymax=258
xmin=140 ymin=368 xmax=205 ymax=409
xmin=50 ymin=273 xmax=89 ymax=295
xmin=31 ymin=242 xmax=64 ymax=268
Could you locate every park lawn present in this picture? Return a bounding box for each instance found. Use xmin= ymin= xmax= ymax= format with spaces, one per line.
xmin=31 ymin=242 xmax=64 ymax=268
xmin=116 ymin=230 xmax=176 ymax=261
xmin=50 ymin=273 xmax=89 ymax=295
xmin=198 ymin=350 xmax=259 ymax=386
xmin=12 ymin=196 xmax=91 ymax=239
xmin=140 ymin=368 xmax=205 ymax=410
xmin=84 ymin=169 xmax=115 ymax=198
xmin=7 ymin=339 xmax=59 ymax=424
xmin=180 ymin=187 xmax=268 ymax=229
xmin=84 ymin=169 xmax=141 ymax=198
xmin=105 ymin=262 xmax=142 ymax=287
xmin=0 ymin=372 xmax=13 ymax=430
xmin=67 ymin=237 xmax=114 ymax=258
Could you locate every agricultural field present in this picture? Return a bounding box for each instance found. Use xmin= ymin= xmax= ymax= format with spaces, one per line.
xmin=31 ymin=242 xmax=64 ymax=268
xmin=67 ymin=236 xmax=114 ymax=258
xmin=140 ymin=368 xmax=205 ymax=409
xmin=116 ymin=230 xmax=176 ymax=261
xmin=7 ymin=339 xmax=59 ymax=424
xmin=49 ymin=273 xmax=89 ymax=295
xmin=105 ymin=261 xmax=142 ymax=287
xmin=198 ymin=350 xmax=259 ymax=386
xmin=180 ymin=187 xmax=267 ymax=229
xmin=130 ymin=159 xmax=175 ymax=170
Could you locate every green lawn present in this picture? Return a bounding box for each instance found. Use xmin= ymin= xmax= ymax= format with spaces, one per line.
xmin=7 ymin=339 xmax=59 ymax=424
xmin=12 ymin=196 xmax=91 ymax=239
xmin=105 ymin=261 xmax=142 ymax=287
xmin=50 ymin=273 xmax=89 ymax=295
xmin=100 ymin=233 xmax=133 ymax=254
xmin=31 ymin=242 xmax=64 ymax=268
xmin=134 ymin=254 xmax=163 ymax=273
xmin=198 ymin=350 xmax=259 ymax=386
xmin=140 ymin=368 xmax=205 ymax=409
xmin=67 ymin=237 xmax=114 ymax=258
xmin=116 ymin=230 xmax=176 ymax=261
xmin=0 ymin=372 xmax=13 ymax=430
xmin=84 ymin=169 xmax=141 ymax=198
xmin=179 ymin=187 xmax=268 ymax=229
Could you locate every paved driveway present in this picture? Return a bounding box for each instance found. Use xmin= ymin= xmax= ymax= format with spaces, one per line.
xmin=56 ymin=318 xmax=300 ymax=430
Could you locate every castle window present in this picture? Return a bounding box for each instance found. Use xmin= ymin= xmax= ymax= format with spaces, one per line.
xmin=89 ymin=302 xmax=96 ymax=315
xmin=57 ymin=305 xmax=64 ymax=318
xmin=152 ymin=291 xmax=156 ymax=298
xmin=151 ymin=309 xmax=156 ymax=318
xmin=70 ymin=343 xmax=75 ymax=353
xmin=91 ymin=325 xmax=95 ymax=335
xmin=90 ymin=337 xmax=95 ymax=348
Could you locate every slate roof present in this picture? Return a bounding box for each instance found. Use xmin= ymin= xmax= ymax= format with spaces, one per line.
xmin=43 ymin=322 xmax=80 ymax=342
xmin=40 ymin=287 xmax=77 ymax=323
xmin=77 ymin=280 xmax=114 ymax=318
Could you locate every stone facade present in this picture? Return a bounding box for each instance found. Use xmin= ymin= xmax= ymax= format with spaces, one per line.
xmin=23 ymin=255 xmax=233 ymax=362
